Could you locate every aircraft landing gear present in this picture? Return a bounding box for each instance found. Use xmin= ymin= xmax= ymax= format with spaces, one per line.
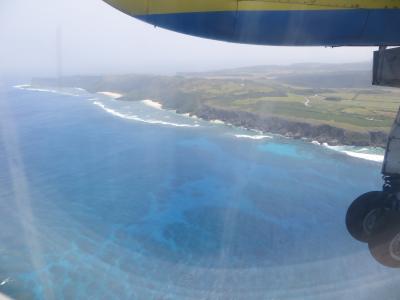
xmin=346 ymin=191 xmax=388 ymax=243
xmin=346 ymin=104 xmax=400 ymax=268
xmin=346 ymin=183 xmax=400 ymax=268
xmin=368 ymin=212 xmax=400 ymax=268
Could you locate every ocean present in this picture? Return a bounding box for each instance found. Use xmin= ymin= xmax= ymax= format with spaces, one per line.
xmin=0 ymin=85 xmax=398 ymax=299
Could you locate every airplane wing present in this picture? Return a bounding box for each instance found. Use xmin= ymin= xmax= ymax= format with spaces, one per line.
xmin=104 ymin=0 xmax=400 ymax=46
xmin=238 ymin=0 xmax=400 ymax=10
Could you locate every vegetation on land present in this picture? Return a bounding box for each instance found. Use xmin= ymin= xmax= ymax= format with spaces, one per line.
xmin=33 ymin=63 xmax=400 ymax=146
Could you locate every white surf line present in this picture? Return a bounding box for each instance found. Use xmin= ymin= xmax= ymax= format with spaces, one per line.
xmin=342 ymin=151 xmax=384 ymax=163
xmin=13 ymin=84 xmax=31 ymax=89
xmin=93 ymin=101 xmax=199 ymax=128
xmin=0 ymin=278 xmax=10 ymax=286
xmin=321 ymin=143 xmax=384 ymax=163
xmin=14 ymin=85 xmax=58 ymax=93
xmin=235 ymin=134 xmax=273 ymax=140
xmin=13 ymin=84 xmax=84 ymax=97
xmin=97 ymin=92 xmax=123 ymax=99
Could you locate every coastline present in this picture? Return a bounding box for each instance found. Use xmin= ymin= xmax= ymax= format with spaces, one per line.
xmin=135 ymin=95 xmax=385 ymax=162
xmin=28 ymin=74 xmax=390 ymax=149
xmin=7 ymin=80 xmax=396 ymax=299
xmin=182 ymin=104 xmax=388 ymax=148
xmin=15 ymin=84 xmax=385 ymax=162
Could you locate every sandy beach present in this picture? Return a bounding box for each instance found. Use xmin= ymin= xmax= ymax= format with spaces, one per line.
xmin=97 ymin=92 xmax=123 ymax=99
xmin=141 ymin=99 xmax=163 ymax=110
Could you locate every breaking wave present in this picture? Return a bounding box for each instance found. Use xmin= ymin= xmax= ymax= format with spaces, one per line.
xmin=322 ymin=143 xmax=384 ymax=163
xmin=210 ymin=119 xmax=226 ymax=125
xmin=13 ymin=84 xmax=84 ymax=97
xmin=93 ymin=101 xmax=200 ymax=128
xmin=234 ymin=134 xmax=273 ymax=140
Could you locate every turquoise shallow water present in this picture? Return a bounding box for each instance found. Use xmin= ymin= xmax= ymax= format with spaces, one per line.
xmin=0 ymin=86 xmax=398 ymax=299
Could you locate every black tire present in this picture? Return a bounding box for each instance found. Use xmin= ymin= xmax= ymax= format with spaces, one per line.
xmin=346 ymin=191 xmax=385 ymax=243
xmin=368 ymin=213 xmax=400 ymax=268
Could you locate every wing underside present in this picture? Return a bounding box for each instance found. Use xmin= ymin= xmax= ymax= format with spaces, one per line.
xmin=238 ymin=0 xmax=400 ymax=10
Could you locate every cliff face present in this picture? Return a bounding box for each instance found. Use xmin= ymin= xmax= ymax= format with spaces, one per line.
xmin=185 ymin=104 xmax=388 ymax=147
xmin=32 ymin=69 xmax=394 ymax=148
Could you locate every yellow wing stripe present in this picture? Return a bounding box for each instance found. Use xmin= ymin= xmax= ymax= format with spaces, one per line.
xmin=148 ymin=0 xmax=238 ymax=15
xmin=106 ymin=0 xmax=400 ymax=15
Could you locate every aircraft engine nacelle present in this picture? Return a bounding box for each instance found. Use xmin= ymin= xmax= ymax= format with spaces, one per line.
xmin=373 ymin=47 xmax=400 ymax=88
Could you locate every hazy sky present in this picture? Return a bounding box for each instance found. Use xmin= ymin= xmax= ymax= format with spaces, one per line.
xmin=1 ymin=0 xmax=375 ymax=77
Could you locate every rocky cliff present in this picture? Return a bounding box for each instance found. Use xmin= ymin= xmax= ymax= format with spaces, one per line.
xmin=184 ymin=104 xmax=388 ymax=147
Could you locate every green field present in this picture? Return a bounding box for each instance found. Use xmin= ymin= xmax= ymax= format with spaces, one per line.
xmin=206 ymin=86 xmax=400 ymax=132
xmin=34 ymin=62 xmax=400 ymax=136
xmin=156 ymin=74 xmax=400 ymax=133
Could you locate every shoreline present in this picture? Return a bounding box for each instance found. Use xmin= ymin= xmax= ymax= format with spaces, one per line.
xmin=185 ymin=104 xmax=388 ymax=148
xmin=137 ymin=95 xmax=385 ymax=162
xmin=28 ymin=68 xmax=391 ymax=149
xmin=14 ymin=84 xmax=385 ymax=162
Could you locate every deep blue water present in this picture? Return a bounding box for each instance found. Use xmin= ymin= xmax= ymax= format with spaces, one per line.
xmin=0 ymin=87 xmax=399 ymax=299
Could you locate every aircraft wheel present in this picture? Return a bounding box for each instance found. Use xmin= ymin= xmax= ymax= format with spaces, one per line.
xmin=368 ymin=215 xmax=400 ymax=268
xmin=346 ymin=191 xmax=386 ymax=243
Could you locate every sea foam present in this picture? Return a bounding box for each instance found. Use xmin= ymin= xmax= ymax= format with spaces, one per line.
xmin=235 ymin=134 xmax=272 ymax=140
xmin=142 ymin=100 xmax=163 ymax=110
xmin=13 ymin=84 xmax=82 ymax=97
xmin=93 ymin=101 xmax=199 ymax=128
xmin=340 ymin=151 xmax=384 ymax=163
xmin=322 ymin=143 xmax=384 ymax=163
xmin=0 ymin=278 xmax=10 ymax=286
xmin=210 ymin=119 xmax=225 ymax=125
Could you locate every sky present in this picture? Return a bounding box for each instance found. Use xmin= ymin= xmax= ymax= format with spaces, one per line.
xmin=0 ymin=0 xmax=375 ymax=78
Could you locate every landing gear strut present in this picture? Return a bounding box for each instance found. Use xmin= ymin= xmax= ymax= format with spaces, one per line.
xmin=346 ymin=106 xmax=400 ymax=268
